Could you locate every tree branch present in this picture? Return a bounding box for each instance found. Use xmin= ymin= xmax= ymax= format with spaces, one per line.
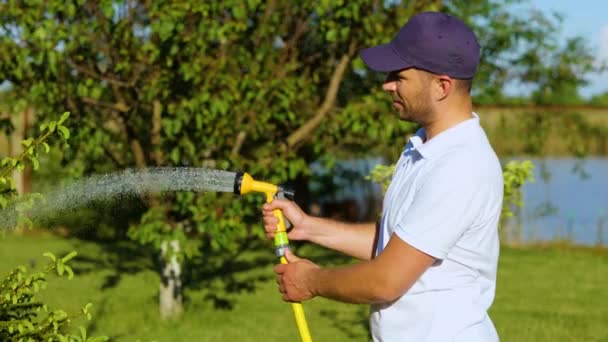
xmin=130 ymin=138 xmax=147 ymax=169
xmin=253 ymin=0 xmax=277 ymax=46
xmin=279 ymin=18 xmax=309 ymax=66
xmin=151 ymin=100 xmax=163 ymax=166
xmin=79 ymin=97 xmax=129 ymax=112
xmin=286 ymin=43 xmax=356 ymax=148
xmin=231 ymin=131 xmax=247 ymax=156
xmin=66 ymin=59 xmax=132 ymax=87
xmin=103 ymin=144 xmax=125 ymax=168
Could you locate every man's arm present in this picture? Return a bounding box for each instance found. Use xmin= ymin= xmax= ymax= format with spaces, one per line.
xmin=303 ymin=216 xmax=378 ymax=260
xmin=275 ymin=233 xmax=435 ymax=303
xmin=263 ymin=199 xmax=378 ymax=260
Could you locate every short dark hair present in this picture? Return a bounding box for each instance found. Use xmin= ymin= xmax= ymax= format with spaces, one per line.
xmin=418 ymin=70 xmax=473 ymax=94
xmin=455 ymin=78 xmax=473 ymax=94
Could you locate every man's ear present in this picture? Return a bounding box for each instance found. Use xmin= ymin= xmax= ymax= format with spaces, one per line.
xmin=433 ymin=75 xmax=453 ymax=101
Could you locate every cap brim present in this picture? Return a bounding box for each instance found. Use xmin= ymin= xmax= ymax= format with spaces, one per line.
xmin=360 ymin=43 xmax=412 ymax=72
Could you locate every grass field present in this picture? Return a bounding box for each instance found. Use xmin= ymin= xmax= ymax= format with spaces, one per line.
xmin=1 ymin=232 xmax=607 ymax=341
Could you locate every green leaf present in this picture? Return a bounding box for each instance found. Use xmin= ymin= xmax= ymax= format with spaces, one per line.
xmin=326 ymin=29 xmax=337 ymax=42
xmin=58 ymin=125 xmax=70 ymax=139
xmin=61 ymin=251 xmax=78 ymax=262
xmin=80 ymin=326 xmax=87 ymax=340
xmin=170 ymin=148 xmax=180 ymax=164
xmin=21 ymin=138 xmax=33 ymax=148
xmin=43 ymin=252 xmax=56 ymax=262
xmin=65 ymin=265 xmax=74 ymax=280
xmin=91 ymin=337 xmax=110 ymax=342
xmin=59 ymin=111 xmax=70 ymax=124
xmin=57 ymin=261 xmax=64 ymax=276
xmin=31 ymin=157 xmax=40 ymax=170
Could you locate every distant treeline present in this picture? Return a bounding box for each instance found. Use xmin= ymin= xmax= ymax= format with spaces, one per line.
xmin=477 ymin=105 xmax=608 ymax=157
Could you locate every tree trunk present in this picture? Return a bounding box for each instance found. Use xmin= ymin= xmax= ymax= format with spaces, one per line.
xmin=159 ymin=240 xmax=183 ymax=320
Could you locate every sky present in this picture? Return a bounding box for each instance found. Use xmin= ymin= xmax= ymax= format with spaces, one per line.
xmin=526 ymin=0 xmax=608 ymax=97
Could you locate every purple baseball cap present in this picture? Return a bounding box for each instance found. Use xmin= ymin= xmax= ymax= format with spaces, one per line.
xmin=360 ymin=12 xmax=481 ymax=79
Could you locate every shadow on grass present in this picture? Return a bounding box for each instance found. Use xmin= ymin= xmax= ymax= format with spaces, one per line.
xmin=183 ymin=238 xmax=277 ymax=310
xmin=302 ymin=243 xmax=371 ymax=338
xmin=85 ymin=297 xmax=130 ymax=341
xmin=59 ymin=236 xmax=278 ymax=311
xmin=182 ymin=238 xmax=362 ymax=311
xmin=320 ymin=305 xmax=371 ymax=340
xmin=58 ymin=239 xmax=154 ymax=290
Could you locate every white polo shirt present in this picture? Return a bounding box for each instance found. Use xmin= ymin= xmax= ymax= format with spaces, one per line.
xmin=371 ymin=114 xmax=503 ymax=342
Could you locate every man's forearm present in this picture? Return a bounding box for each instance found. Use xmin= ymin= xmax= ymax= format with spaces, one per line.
xmin=277 ymin=235 xmax=434 ymax=304
xmin=303 ymin=217 xmax=377 ymax=260
xmin=310 ymin=261 xmax=390 ymax=304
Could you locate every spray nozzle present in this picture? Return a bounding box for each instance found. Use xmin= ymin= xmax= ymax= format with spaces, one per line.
xmin=233 ymin=172 xmax=294 ymax=200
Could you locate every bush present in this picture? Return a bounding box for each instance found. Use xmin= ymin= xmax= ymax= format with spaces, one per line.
xmin=0 ymin=112 xmax=108 ymax=341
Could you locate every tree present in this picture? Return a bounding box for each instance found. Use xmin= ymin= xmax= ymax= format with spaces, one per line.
xmin=0 ymin=0 xmax=597 ymax=319
xmin=589 ymin=92 xmax=608 ymax=106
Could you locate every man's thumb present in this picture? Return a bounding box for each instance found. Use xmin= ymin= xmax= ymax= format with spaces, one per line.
xmin=284 ymin=249 xmax=301 ymax=263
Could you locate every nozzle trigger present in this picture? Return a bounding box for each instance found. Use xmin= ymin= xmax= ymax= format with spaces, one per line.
xmin=276 ymin=190 xmax=293 ymax=230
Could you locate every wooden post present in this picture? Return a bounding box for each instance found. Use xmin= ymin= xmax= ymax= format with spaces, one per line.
xmin=12 ymin=107 xmax=32 ymax=195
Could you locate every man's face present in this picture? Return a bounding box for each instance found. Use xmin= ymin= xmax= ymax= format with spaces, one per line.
xmin=382 ymin=68 xmax=433 ymax=124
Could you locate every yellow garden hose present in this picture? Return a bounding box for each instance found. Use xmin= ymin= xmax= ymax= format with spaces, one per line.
xmin=234 ymin=172 xmax=312 ymax=342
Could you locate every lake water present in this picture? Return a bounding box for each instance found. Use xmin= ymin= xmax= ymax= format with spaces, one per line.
xmin=314 ymin=157 xmax=608 ymax=246
xmin=504 ymin=157 xmax=608 ymax=246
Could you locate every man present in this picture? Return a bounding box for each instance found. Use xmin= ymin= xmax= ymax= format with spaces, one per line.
xmin=263 ymin=11 xmax=503 ymax=341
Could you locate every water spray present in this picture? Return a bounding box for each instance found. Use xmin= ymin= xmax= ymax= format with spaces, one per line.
xmin=0 ymin=167 xmax=313 ymax=340
xmin=233 ymin=172 xmax=312 ymax=342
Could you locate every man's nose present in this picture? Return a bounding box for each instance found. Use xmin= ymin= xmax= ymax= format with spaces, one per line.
xmin=382 ymin=81 xmax=397 ymax=92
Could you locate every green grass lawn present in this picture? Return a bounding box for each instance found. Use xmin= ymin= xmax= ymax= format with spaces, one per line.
xmin=1 ymin=232 xmax=607 ymax=341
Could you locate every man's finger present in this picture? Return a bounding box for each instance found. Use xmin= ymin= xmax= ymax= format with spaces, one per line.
xmin=263 ymin=216 xmax=278 ymax=226
xmin=274 ymin=264 xmax=286 ymax=274
xmin=284 ymin=249 xmax=301 ymax=263
xmin=263 ymin=199 xmax=290 ymax=212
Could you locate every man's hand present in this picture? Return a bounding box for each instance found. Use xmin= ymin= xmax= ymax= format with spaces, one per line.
xmin=274 ymin=250 xmax=320 ymax=302
xmin=263 ymin=199 xmax=310 ymax=241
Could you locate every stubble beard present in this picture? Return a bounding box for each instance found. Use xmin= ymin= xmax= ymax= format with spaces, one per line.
xmin=397 ymin=93 xmax=433 ymax=126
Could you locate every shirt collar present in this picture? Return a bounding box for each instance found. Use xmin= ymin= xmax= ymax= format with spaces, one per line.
xmin=408 ymin=113 xmax=480 ymax=159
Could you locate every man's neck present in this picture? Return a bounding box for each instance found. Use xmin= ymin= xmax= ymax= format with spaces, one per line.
xmin=423 ymin=100 xmax=473 ymax=141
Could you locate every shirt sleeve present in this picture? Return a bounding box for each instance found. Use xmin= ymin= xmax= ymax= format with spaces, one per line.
xmin=394 ymin=155 xmax=484 ymax=260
